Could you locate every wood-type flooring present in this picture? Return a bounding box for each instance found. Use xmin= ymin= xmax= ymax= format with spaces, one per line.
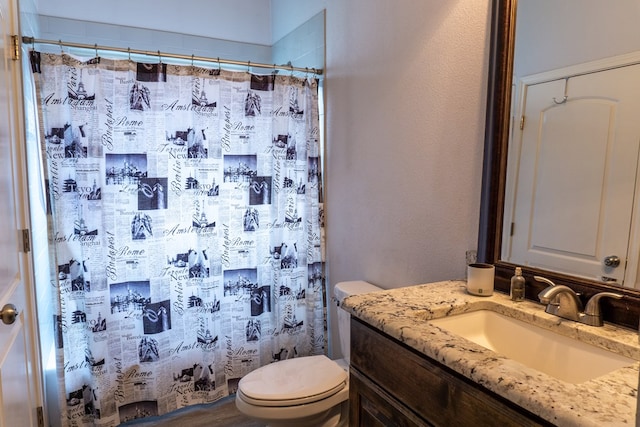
xmin=123 ymin=395 xmax=263 ymax=427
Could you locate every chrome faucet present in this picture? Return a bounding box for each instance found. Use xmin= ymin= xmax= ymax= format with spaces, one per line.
xmin=535 ymin=276 xmax=583 ymax=322
xmin=534 ymin=276 xmax=623 ymax=326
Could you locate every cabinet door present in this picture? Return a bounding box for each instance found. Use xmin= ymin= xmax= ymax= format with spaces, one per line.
xmin=349 ymin=368 xmax=431 ymax=427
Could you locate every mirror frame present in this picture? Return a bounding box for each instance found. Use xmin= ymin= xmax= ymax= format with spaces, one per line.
xmin=477 ymin=0 xmax=640 ymax=330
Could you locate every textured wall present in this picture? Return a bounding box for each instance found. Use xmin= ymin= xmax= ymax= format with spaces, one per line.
xmin=268 ymin=0 xmax=493 ymax=358
xmin=324 ymin=0 xmax=490 ymax=290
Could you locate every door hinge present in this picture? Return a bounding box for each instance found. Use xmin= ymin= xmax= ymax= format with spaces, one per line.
xmin=20 ymin=229 xmax=31 ymax=253
xmin=36 ymin=406 xmax=44 ymax=427
xmin=510 ymin=222 xmax=515 ymax=236
xmin=10 ymin=35 xmax=19 ymax=61
xmin=519 ymin=115 xmax=525 ymax=130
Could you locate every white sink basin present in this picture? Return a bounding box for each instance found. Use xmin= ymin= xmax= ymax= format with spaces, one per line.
xmin=430 ymin=310 xmax=635 ymax=384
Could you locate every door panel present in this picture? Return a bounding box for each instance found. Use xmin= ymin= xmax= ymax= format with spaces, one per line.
xmin=530 ymin=99 xmax=611 ymax=255
xmin=0 ymin=282 xmax=33 ymax=427
xmin=0 ymin=0 xmax=40 ymax=424
xmin=509 ymin=64 xmax=640 ymax=285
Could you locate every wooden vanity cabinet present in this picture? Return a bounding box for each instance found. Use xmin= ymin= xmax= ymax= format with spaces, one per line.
xmin=349 ymin=318 xmax=553 ymax=427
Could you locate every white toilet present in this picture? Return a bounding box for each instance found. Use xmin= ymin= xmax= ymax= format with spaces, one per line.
xmin=235 ymin=280 xmax=381 ymax=427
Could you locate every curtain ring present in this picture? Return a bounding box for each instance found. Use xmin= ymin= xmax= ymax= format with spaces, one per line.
xmin=94 ymin=44 xmax=98 ymax=58
xmin=217 ymin=57 xmax=221 ymax=72
xmin=247 ymin=60 xmax=251 ymax=73
xmin=158 ymin=50 xmax=162 ymax=64
xmin=127 ymin=47 xmax=131 ymax=62
xmin=191 ymin=54 xmax=195 ymax=67
xmin=58 ymin=39 xmax=63 ymax=54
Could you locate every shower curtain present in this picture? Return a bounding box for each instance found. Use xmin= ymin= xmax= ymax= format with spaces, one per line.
xmin=32 ymin=52 xmax=325 ymax=426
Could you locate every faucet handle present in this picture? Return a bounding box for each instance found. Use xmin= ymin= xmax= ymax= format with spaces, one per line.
xmin=534 ymin=276 xmax=582 ymax=299
xmin=534 ymin=276 xmax=556 ymax=287
xmin=582 ymin=292 xmax=624 ymax=326
xmin=584 ymin=292 xmax=623 ymax=315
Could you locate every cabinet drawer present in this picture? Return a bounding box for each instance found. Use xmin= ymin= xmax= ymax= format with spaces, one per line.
xmin=350 ymin=318 xmax=551 ymax=426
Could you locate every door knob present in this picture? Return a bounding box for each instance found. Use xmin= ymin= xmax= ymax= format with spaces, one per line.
xmin=604 ymin=255 xmax=621 ymax=268
xmin=0 ymin=303 xmax=18 ymax=325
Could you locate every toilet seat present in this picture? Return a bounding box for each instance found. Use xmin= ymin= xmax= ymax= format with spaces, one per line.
xmin=238 ymin=355 xmax=347 ymax=407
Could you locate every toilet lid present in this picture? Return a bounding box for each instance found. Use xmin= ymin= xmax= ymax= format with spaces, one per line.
xmin=238 ymin=355 xmax=347 ymax=406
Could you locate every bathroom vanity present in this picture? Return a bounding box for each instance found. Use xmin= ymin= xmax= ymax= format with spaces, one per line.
xmin=349 ymin=318 xmax=549 ymax=426
xmin=342 ymin=281 xmax=640 ymax=426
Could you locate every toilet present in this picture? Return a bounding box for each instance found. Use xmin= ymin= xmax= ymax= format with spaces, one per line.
xmin=235 ymin=280 xmax=381 ymax=427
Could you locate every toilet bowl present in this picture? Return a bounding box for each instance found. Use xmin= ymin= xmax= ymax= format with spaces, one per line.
xmin=235 ymin=281 xmax=381 ymax=427
xmin=235 ymin=355 xmax=349 ymax=427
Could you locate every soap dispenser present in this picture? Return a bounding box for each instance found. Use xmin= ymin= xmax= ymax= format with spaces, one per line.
xmin=510 ymin=267 xmax=525 ymax=301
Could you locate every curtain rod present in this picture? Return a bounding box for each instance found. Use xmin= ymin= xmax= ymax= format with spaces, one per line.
xmin=21 ymin=36 xmax=323 ymax=76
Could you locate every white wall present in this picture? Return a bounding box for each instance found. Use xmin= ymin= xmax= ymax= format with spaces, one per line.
xmin=36 ymin=15 xmax=272 ymax=65
xmin=514 ymin=0 xmax=640 ymax=78
xmin=272 ymin=10 xmax=324 ymax=72
xmin=271 ymin=0 xmax=326 ymax=44
xmin=36 ymin=0 xmax=272 ymax=45
xmin=323 ymin=0 xmax=489 ymax=289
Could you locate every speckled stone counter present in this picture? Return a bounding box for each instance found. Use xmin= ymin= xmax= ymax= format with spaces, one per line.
xmin=342 ymin=280 xmax=640 ymax=427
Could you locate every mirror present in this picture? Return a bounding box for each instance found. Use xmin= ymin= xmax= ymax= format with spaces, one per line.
xmin=478 ymin=0 xmax=640 ymax=329
xmin=504 ymin=0 xmax=640 ymax=288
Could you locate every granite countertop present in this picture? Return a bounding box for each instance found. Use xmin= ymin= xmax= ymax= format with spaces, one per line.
xmin=342 ymin=280 xmax=640 ymax=427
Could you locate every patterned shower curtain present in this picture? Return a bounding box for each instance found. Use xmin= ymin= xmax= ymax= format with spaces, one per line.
xmin=33 ymin=52 xmax=325 ymax=426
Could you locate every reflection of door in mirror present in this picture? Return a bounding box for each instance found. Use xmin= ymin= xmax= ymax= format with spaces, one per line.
xmin=503 ymin=62 xmax=640 ymax=287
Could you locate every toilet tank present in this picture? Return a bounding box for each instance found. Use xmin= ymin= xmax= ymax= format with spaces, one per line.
xmin=333 ymin=281 xmax=381 ymax=362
